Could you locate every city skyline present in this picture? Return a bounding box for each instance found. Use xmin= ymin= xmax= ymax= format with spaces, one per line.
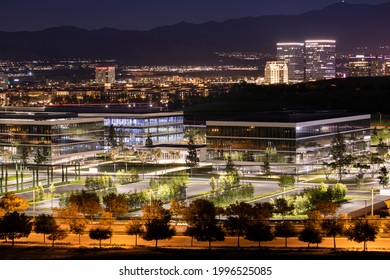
xmin=0 ymin=0 xmax=387 ymax=32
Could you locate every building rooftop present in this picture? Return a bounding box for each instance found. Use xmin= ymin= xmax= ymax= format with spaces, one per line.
xmin=209 ymin=110 xmax=370 ymax=123
xmin=0 ymin=111 xmax=78 ymax=120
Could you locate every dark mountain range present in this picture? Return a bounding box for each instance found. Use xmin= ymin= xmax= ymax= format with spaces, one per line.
xmin=0 ymin=2 xmax=389 ymax=65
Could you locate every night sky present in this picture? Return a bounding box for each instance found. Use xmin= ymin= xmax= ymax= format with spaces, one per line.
xmin=0 ymin=0 xmax=387 ymax=32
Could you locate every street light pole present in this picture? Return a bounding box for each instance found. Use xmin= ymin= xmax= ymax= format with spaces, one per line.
xmin=371 ymin=187 xmax=374 ymax=216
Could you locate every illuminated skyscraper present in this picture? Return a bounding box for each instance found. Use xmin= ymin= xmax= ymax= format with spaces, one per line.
xmin=95 ymin=66 xmax=116 ymax=84
xmin=349 ymin=54 xmax=383 ymax=77
xmin=277 ymin=42 xmax=305 ymax=84
xmin=305 ymin=40 xmax=336 ymax=81
xmin=384 ymin=56 xmax=390 ymax=76
xmin=264 ymin=61 xmax=288 ymax=84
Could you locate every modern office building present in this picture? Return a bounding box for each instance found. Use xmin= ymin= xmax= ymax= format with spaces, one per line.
xmin=384 ymin=56 xmax=390 ymax=76
xmin=0 ymin=112 xmax=105 ymax=164
xmin=0 ymin=72 xmax=8 ymax=90
xmin=264 ymin=61 xmax=289 ymax=84
xmin=305 ymin=40 xmax=336 ymax=81
xmin=206 ymin=111 xmax=370 ymax=168
xmin=95 ymin=66 xmax=116 ymax=84
xmin=349 ymin=54 xmax=383 ymax=77
xmin=79 ymin=110 xmax=184 ymax=147
xmin=276 ymin=43 xmax=305 ymax=84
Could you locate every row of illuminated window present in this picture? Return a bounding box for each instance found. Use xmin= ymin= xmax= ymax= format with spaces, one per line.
xmin=0 ymin=132 xmax=104 ymax=145
xmin=123 ymin=133 xmax=184 ymax=146
xmin=52 ymin=142 xmax=104 ymax=156
xmin=207 ymin=126 xmax=296 ymax=138
xmin=0 ymin=123 xmax=104 ymax=135
xmin=105 ymin=116 xmax=184 ymax=127
xmin=296 ymin=121 xmax=370 ymax=138
xmin=207 ymin=138 xmax=297 ymax=151
xmin=109 ymin=125 xmax=183 ymax=136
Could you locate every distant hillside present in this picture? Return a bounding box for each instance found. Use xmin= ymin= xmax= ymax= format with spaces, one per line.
xmin=1 ymin=2 xmax=390 ymax=64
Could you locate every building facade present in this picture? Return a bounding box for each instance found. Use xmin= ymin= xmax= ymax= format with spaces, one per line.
xmin=276 ymin=42 xmax=305 ymax=84
xmin=0 ymin=112 xmax=105 ymax=164
xmin=349 ymin=55 xmax=383 ymax=77
xmin=0 ymin=72 xmax=8 ymax=90
xmin=80 ymin=111 xmax=184 ymax=147
xmin=206 ymin=112 xmax=370 ymax=169
xmin=264 ymin=61 xmax=289 ymax=84
xmin=305 ymin=40 xmax=336 ymax=81
xmin=95 ymin=66 xmax=116 ymax=84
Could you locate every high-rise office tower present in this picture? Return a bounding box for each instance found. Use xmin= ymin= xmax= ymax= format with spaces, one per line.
xmin=264 ymin=61 xmax=288 ymax=85
xmin=95 ymin=66 xmax=116 ymax=84
xmin=305 ymin=40 xmax=336 ymax=81
xmin=0 ymin=72 xmax=8 ymax=90
xmin=384 ymin=56 xmax=390 ymax=76
xmin=349 ymin=54 xmax=383 ymax=77
xmin=277 ymin=42 xmax=305 ymax=84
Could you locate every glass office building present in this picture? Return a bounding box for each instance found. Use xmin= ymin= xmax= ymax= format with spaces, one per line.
xmin=305 ymin=40 xmax=336 ymax=81
xmin=349 ymin=55 xmax=384 ymax=77
xmin=277 ymin=43 xmax=305 ymax=84
xmin=206 ymin=111 xmax=371 ymax=166
xmin=0 ymin=112 xmax=104 ymax=164
xmin=80 ymin=111 xmax=184 ymax=147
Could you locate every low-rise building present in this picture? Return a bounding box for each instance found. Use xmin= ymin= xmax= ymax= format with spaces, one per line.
xmin=0 ymin=111 xmax=104 ymax=164
xmin=206 ymin=111 xmax=371 ymax=171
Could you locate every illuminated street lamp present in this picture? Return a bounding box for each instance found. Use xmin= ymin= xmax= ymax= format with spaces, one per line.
xmin=371 ymin=187 xmax=374 ymax=216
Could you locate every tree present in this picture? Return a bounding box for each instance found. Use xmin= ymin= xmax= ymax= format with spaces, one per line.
xmin=378 ymin=166 xmax=389 ymax=188
xmin=66 ymin=190 xmax=103 ymax=219
xmin=89 ymin=227 xmax=113 ymax=249
xmin=34 ymin=214 xmax=58 ymax=244
xmin=253 ymin=202 xmax=274 ymax=220
xmin=225 ymin=156 xmax=240 ymax=184
xmin=20 ymin=146 xmax=30 ymax=164
xmin=33 ymin=148 xmax=47 ymax=164
xmin=278 ymin=174 xmax=295 ymax=189
xmin=107 ymin=124 xmax=117 ymax=149
xmin=346 ymin=218 xmax=380 ymax=252
xmin=141 ymin=200 xmax=175 ymax=248
xmin=183 ymin=199 xmax=224 ymax=249
xmin=0 ymin=193 xmax=29 ymax=213
xmin=169 ymin=198 xmax=186 ymax=219
xmin=273 ymin=196 xmax=294 ymax=219
xmin=298 ymin=222 xmax=323 ymax=250
xmin=328 ymin=133 xmax=352 ymax=182
xmin=126 ymin=219 xmax=144 ymax=246
xmin=209 ymin=177 xmax=217 ymax=192
xmin=151 ymin=148 xmax=162 ymax=163
xmin=224 ymin=202 xmax=253 ymax=248
xmin=48 ymin=228 xmax=68 ymax=248
xmin=145 ymin=133 xmax=153 ymax=147
xmin=186 ymin=131 xmax=199 ymax=172
xmin=377 ymin=138 xmax=389 ymax=160
xmin=321 ymin=214 xmax=347 ymax=249
xmin=0 ymin=211 xmax=33 ymax=247
xmin=69 ymin=217 xmax=88 ymax=245
xmin=103 ymin=193 xmax=130 ymax=216
xmin=53 ymin=205 xmax=89 ymax=244
xmin=262 ymin=154 xmax=271 ymax=177
xmin=245 ymin=220 xmax=274 ymax=248
xmin=275 ymin=221 xmax=297 ymax=248
xmin=314 ymin=200 xmax=339 ymax=217
xmin=369 ymin=153 xmax=384 ymax=178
